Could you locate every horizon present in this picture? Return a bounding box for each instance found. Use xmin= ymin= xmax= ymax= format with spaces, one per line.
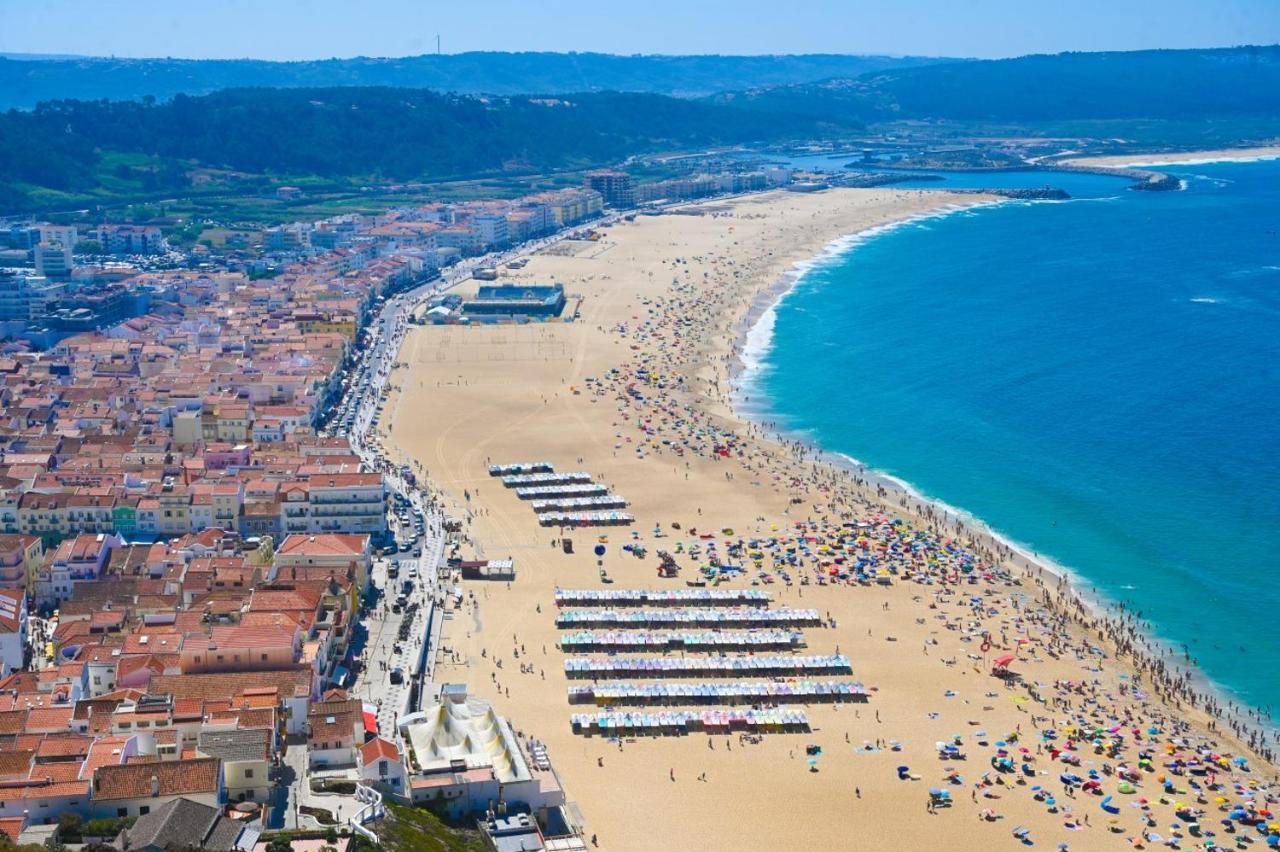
xmin=3 ymin=0 xmax=1278 ymax=62
xmin=5 ymin=43 xmax=1280 ymax=65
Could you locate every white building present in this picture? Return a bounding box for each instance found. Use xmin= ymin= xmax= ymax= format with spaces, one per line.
xmin=34 ymin=241 xmax=73 ymax=278
xmin=96 ymin=225 xmax=168 ymax=255
xmin=359 ymin=736 xmax=407 ymax=795
xmin=0 ymin=589 xmax=27 ymax=677
xmin=472 ymin=213 xmax=510 ymax=250
xmin=279 ymin=473 xmax=386 ymax=536
xmin=399 ymin=687 xmax=564 ymax=820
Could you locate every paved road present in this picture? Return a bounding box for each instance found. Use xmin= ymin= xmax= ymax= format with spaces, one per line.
xmin=320 ymin=212 xmax=634 ymax=749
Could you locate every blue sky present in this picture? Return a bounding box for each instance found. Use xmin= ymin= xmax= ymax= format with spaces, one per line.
xmin=3 ymin=0 xmax=1278 ymax=60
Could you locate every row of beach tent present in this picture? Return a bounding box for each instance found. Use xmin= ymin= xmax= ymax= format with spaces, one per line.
xmin=555 ymin=607 xmax=821 ymax=627
xmin=489 ymin=462 xmax=555 ymax=476
xmin=563 ymin=653 xmax=852 ymax=678
xmin=531 ymin=495 xmax=629 ymax=512
xmin=538 ymin=511 xmax=635 ymax=527
xmin=558 ymin=629 xmax=802 ymax=652
xmin=554 ymin=587 xmax=771 ymax=606
xmin=502 ymin=471 xmax=592 ymax=487
xmin=516 ymin=484 xmax=609 ymax=499
xmin=569 ymin=679 xmax=869 ymax=705
xmin=570 ymin=708 xmax=810 ymax=735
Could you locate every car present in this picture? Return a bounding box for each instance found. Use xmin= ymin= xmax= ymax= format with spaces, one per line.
xmin=387 ymin=563 xmax=399 ymax=578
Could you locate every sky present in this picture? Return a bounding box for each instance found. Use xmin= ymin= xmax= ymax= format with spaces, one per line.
xmin=2 ymin=0 xmax=1278 ymax=60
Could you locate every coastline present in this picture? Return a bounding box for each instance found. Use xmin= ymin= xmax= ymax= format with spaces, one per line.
xmin=725 ymin=188 xmax=1279 ymax=743
xmin=1062 ymin=144 xmax=1280 ymax=169
xmin=383 ymin=186 xmax=1276 ymax=851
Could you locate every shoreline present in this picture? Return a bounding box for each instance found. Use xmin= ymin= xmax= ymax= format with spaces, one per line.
xmin=1062 ymin=144 xmax=1280 ymax=169
xmin=725 ymin=190 xmax=1279 ymax=745
xmin=384 ymin=186 xmax=1276 ymax=851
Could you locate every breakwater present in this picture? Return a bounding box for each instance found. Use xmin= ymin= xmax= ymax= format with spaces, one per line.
xmin=1046 ymin=162 xmax=1180 ymax=191
xmin=958 ymin=187 xmax=1071 ymax=200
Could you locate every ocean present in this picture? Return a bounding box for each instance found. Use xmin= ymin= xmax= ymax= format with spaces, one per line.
xmin=741 ymin=159 xmax=1280 ymax=716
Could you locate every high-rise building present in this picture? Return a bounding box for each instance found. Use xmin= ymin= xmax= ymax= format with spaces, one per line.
xmin=34 ymin=240 xmax=74 ymax=278
xmin=584 ymin=171 xmax=636 ymax=208
xmin=472 ymin=214 xmax=510 ymax=250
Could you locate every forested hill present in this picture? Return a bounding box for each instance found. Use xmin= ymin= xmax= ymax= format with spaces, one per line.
xmin=712 ymin=46 xmax=1280 ymax=122
xmin=0 ymin=51 xmax=953 ymax=110
xmin=0 ymin=87 xmax=847 ymax=209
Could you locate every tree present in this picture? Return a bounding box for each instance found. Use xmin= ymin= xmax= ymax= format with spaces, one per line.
xmin=56 ymin=813 xmax=82 ymax=842
xmin=254 ymin=535 xmax=275 ymax=566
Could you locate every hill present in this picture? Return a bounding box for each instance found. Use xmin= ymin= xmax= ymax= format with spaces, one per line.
xmin=0 ymin=86 xmax=847 ymax=211
xmin=0 ymin=51 xmax=954 ymax=110
xmin=711 ymin=46 xmax=1280 ymax=122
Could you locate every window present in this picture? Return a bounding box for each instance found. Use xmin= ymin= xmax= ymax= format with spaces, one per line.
xmin=261 ymin=653 xmax=268 ymax=661
xmin=117 ymin=808 xmax=127 ymax=818
xmin=139 ymin=805 xmax=149 ymax=816
xmin=379 ymin=760 xmax=388 ymax=776
xmin=245 ymin=768 xmax=254 ymax=779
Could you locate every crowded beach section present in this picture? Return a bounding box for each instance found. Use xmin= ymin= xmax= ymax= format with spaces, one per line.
xmin=379 ymin=187 xmax=1278 ymax=851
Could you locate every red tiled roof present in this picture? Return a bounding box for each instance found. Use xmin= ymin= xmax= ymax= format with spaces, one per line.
xmin=360 ymin=736 xmax=399 ymax=765
xmin=92 ymin=756 xmax=219 ymax=800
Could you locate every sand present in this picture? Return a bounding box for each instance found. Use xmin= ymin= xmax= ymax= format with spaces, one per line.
xmin=378 ymin=188 xmax=1278 ymax=851
xmin=1063 ymin=145 xmax=1280 ymax=168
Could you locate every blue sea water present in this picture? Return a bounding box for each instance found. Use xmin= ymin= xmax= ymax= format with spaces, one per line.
xmin=746 ymin=159 xmax=1280 ymax=715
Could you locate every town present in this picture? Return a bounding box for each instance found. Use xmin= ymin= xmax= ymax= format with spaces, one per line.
xmin=0 ymin=165 xmax=795 ymax=850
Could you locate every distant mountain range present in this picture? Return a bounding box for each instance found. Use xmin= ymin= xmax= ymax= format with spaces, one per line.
xmin=710 ymin=46 xmax=1280 ymax=121
xmin=3 ymin=45 xmax=1278 ymax=214
xmin=0 ymin=51 xmax=955 ymax=110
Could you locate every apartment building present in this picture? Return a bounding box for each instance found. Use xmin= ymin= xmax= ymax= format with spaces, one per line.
xmin=279 ymin=473 xmax=386 ymax=537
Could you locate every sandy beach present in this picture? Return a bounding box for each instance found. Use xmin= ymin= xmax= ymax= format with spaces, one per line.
xmin=379 ymin=188 xmax=1278 ymax=851
xmin=1063 ymin=144 xmax=1280 ymax=168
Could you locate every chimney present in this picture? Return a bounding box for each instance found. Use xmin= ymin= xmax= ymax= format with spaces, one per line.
xmin=150 ymin=774 xmax=160 ymax=797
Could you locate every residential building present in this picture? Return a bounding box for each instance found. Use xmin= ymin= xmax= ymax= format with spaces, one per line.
xmin=34 ymin=241 xmax=73 ymax=279
xmin=306 ymin=696 xmax=362 ymax=769
xmin=359 ymin=736 xmax=406 ymax=795
xmin=115 ymin=797 xmax=258 ymax=852
xmin=0 ymin=589 xmax=27 ymax=676
xmin=89 ymin=756 xmax=222 ymax=819
xmin=197 ymin=728 xmax=272 ymax=803
xmin=0 ymin=534 xmax=42 ymax=591
xmin=584 ymin=170 xmax=635 ymax=207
